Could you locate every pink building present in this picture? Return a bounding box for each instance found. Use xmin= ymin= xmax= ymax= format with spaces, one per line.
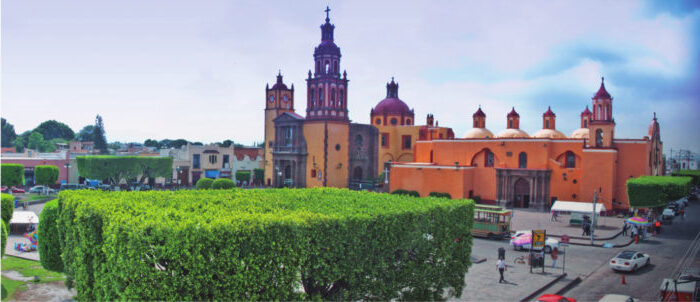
xmin=1 ymin=151 xmax=70 ymax=186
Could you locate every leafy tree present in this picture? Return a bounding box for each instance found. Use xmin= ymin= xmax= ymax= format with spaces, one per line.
xmin=75 ymin=125 xmax=95 ymax=142
xmin=33 ymin=120 xmax=75 ymax=141
xmin=1 ymin=118 xmax=17 ymax=147
xmin=233 ymin=143 xmax=245 ymax=148
xmin=144 ymin=139 xmax=160 ymax=148
xmin=1 ymin=164 xmax=24 ymax=187
xmin=35 ymin=165 xmax=60 ymax=192
xmin=219 ymin=140 xmax=234 ymax=147
xmin=192 ymin=142 xmax=203 ymax=146
xmin=253 ymin=168 xmax=264 ymax=185
xmin=256 ymin=142 xmax=265 ymax=148
xmin=93 ymin=115 xmax=108 ymax=154
xmin=28 ymin=131 xmax=45 ymax=150
xmin=235 ymin=170 xmax=251 ymax=183
xmin=77 ymin=156 xmax=172 ymax=186
xmin=169 ymin=139 xmax=188 ymax=149
xmin=13 ymin=137 xmax=25 ymax=152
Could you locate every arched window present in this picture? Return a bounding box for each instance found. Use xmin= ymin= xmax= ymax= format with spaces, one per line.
xmin=474 ymin=120 xmax=478 ymax=127
xmin=310 ymin=88 xmax=315 ymax=105
xmin=315 ymin=61 xmax=320 ymax=74
xmin=391 ymin=118 xmax=398 ymax=125
xmin=331 ymin=88 xmax=335 ymax=106
xmin=319 ymin=87 xmax=324 ymax=105
xmin=509 ymin=120 xmax=513 ymax=128
xmin=325 ymin=61 xmax=330 ymax=74
xmin=519 ymin=152 xmax=527 ymax=168
xmin=430 ymin=150 xmax=434 ymax=163
xmin=353 ymin=166 xmax=363 ymax=180
xmin=376 ymin=118 xmax=381 ymax=125
xmin=584 ymin=119 xmax=588 ymax=128
xmin=566 ymin=151 xmax=575 ymax=168
xmin=545 ymin=120 xmax=550 ymax=129
xmin=406 ymin=119 xmax=412 ymax=125
xmin=338 ymin=90 xmax=343 ymax=106
xmin=485 ymin=150 xmax=495 ymax=167
xmin=595 ymin=129 xmax=603 ymax=147
xmin=334 ymin=61 xmax=338 ymax=73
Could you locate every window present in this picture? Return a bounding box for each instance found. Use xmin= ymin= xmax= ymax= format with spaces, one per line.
xmin=381 ymin=133 xmax=389 ymax=147
xmin=485 ymin=150 xmax=494 ymax=167
xmin=583 ymin=119 xmax=588 ymax=128
xmin=406 ymin=119 xmax=412 ymax=125
xmin=338 ymin=90 xmax=343 ymax=106
xmin=474 ymin=120 xmax=478 ymax=127
xmin=334 ymin=61 xmax=338 ymax=73
xmin=284 ymin=127 xmax=293 ymax=146
xmin=193 ymin=154 xmax=201 ymax=169
xmin=430 ymin=150 xmax=434 ymax=163
xmin=319 ymin=87 xmax=323 ymax=104
xmin=518 ymin=152 xmax=527 ymax=169
xmin=545 ymin=120 xmax=550 ymax=129
xmin=310 ymin=88 xmax=315 ymax=105
xmin=376 ymin=118 xmax=382 ymax=125
xmin=310 ymin=169 xmax=316 ymax=178
xmin=268 ymin=141 xmax=273 ymax=148
xmin=331 ymin=88 xmax=335 ymax=106
xmin=566 ymin=152 xmax=575 ymax=168
xmin=402 ymin=135 xmax=411 ymax=150
xmin=325 ymin=61 xmax=330 ymax=73
xmin=391 ymin=118 xmax=397 ymax=125
xmin=223 ymin=154 xmax=230 ymax=168
xmin=335 ymin=144 xmax=341 ymax=151
xmin=354 ymin=135 xmax=363 ymax=146
xmin=209 ymin=155 xmax=217 ymax=164
xmin=595 ymin=129 xmax=603 ymax=147
xmin=316 ymin=61 xmax=320 ymax=74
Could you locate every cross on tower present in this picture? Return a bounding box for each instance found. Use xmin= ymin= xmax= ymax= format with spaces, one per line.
xmin=325 ymin=6 xmax=330 ymax=21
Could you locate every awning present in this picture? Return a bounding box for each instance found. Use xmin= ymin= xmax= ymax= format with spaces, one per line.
xmin=9 ymin=211 xmax=39 ymax=224
xmin=551 ymin=201 xmax=606 ymax=214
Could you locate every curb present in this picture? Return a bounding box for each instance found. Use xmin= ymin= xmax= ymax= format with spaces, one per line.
xmin=471 ymin=256 xmax=487 ymax=264
xmin=554 ymin=276 xmax=582 ymax=295
xmin=519 ymin=273 xmax=567 ymax=302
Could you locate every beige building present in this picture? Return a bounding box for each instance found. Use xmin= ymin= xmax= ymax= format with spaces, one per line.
xmin=160 ymin=143 xmax=236 ymax=186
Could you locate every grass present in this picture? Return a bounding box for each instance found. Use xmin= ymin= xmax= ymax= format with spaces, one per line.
xmin=1 ymin=277 xmax=26 ymax=301
xmin=1 ymin=256 xmax=66 ymax=283
xmin=19 ymin=193 xmax=55 ymax=202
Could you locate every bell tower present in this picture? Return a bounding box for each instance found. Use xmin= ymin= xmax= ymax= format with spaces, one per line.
xmin=264 ymin=71 xmax=294 ymax=186
xmin=588 ymin=77 xmax=615 ymax=148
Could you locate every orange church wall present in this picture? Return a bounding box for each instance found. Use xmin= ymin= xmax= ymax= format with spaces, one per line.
xmin=390 ymin=164 xmax=473 ymax=198
xmin=580 ymin=149 xmax=617 ymax=210
xmin=614 ymin=141 xmax=653 ymax=208
xmin=303 ymin=121 xmax=349 ymax=188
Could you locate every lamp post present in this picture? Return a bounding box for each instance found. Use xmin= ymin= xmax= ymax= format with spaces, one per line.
xmin=64 ymin=162 xmax=71 ymax=184
xmin=175 ymin=166 xmax=181 ymax=190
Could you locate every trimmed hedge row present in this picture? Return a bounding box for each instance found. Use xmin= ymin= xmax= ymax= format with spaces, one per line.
xmin=35 ymin=165 xmax=60 ymax=186
xmin=53 ymin=188 xmax=474 ymax=301
xmin=429 ymin=192 xmax=452 ymax=199
xmin=1 ymin=220 xmax=6 ymax=256
xmin=672 ymin=170 xmax=700 ymax=187
xmin=235 ymin=170 xmax=251 ymax=182
xmin=195 ymin=177 xmax=214 ymax=189
xmin=211 ymin=178 xmax=235 ymax=189
xmin=39 ymin=199 xmax=63 ymax=272
xmin=391 ymin=189 xmax=420 ymax=197
xmin=1 ymin=163 xmax=24 ymax=187
xmin=2 ymin=193 xmax=14 ymax=227
xmin=627 ymin=176 xmax=692 ymax=208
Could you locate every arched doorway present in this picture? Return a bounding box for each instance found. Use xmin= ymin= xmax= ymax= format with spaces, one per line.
xmin=514 ymin=178 xmax=530 ymax=208
xmin=353 ymin=166 xmax=363 ymax=180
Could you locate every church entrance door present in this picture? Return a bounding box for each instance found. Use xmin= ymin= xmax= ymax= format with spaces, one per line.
xmin=514 ymin=178 xmax=530 ymax=208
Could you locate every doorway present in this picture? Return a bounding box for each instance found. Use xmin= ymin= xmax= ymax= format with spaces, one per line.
xmin=514 ymin=178 xmax=530 ymax=208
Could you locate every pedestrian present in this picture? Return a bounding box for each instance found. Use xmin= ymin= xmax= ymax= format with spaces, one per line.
xmin=551 ymin=247 xmax=558 ymax=268
xmin=551 ymin=210 xmax=558 ymax=222
xmin=631 ymin=226 xmax=638 ymax=242
xmin=497 ymin=257 xmax=506 ymax=283
xmin=622 ymin=221 xmax=629 ymax=236
xmin=654 ymin=220 xmax=661 ymax=234
xmin=681 ymin=208 xmax=685 ymax=219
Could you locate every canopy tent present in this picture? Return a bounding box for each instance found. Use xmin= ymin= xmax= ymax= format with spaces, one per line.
xmin=9 ymin=211 xmax=39 ymax=225
xmin=551 ymin=201 xmax=606 ymax=225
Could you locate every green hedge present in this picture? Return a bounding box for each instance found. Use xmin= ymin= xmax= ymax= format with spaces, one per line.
xmin=1 ymin=193 xmax=14 ymax=227
xmin=1 ymin=220 xmax=6 ymax=256
xmin=1 ymin=163 xmax=24 ymax=187
xmin=627 ymin=176 xmax=692 ymax=208
xmin=391 ymin=189 xmax=420 ymax=197
xmin=195 ymin=177 xmax=214 ymax=190
xmin=429 ymin=192 xmax=452 ymax=199
xmin=35 ymin=165 xmax=60 ymax=186
xmin=211 ymin=178 xmax=235 ymax=189
xmin=39 ymin=199 xmax=63 ymax=272
xmin=235 ymin=170 xmax=251 ymax=183
xmin=672 ymin=170 xmax=700 ymax=187
xmin=54 ymin=188 xmax=473 ymax=301
xmin=253 ymin=168 xmax=264 ymax=184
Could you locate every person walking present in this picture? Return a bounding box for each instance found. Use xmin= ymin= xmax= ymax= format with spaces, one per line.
xmin=497 ymin=257 xmax=506 ymax=283
xmin=622 ymin=221 xmax=629 ymax=236
xmin=551 ymin=210 xmax=558 ymax=222
xmin=551 ymin=247 xmax=559 ymax=268
xmin=654 ymin=220 xmax=661 ymax=234
xmin=631 ymin=226 xmax=638 ymax=243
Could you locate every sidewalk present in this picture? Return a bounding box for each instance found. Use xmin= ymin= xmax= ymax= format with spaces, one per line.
xmin=510 ymin=208 xmax=626 ymax=239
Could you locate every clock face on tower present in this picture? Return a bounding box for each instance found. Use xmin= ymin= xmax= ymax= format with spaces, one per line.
xmin=269 ymin=95 xmax=274 ymax=103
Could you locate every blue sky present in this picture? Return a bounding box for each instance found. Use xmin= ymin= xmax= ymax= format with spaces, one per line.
xmin=2 ymin=1 xmax=699 ymax=153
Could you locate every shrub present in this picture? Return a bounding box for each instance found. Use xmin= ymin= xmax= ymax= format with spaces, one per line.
xmin=35 ymin=165 xmax=60 ymax=187
xmin=235 ymin=170 xmax=251 ymax=183
xmin=253 ymin=168 xmax=264 ymax=184
xmin=1 ymin=220 xmax=6 ymax=256
xmin=39 ymin=199 xmax=63 ymax=272
xmin=391 ymin=189 xmax=409 ymax=195
xmin=672 ymin=170 xmax=700 ymax=187
xmin=195 ymin=177 xmax=214 ymax=190
xmin=627 ymin=176 xmax=692 ymax=208
xmin=54 ymin=188 xmax=474 ymax=301
xmin=1 ymin=163 xmax=24 ymax=187
xmin=429 ymin=192 xmax=452 ymax=199
xmin=211 ymin=178 xmax=235 ymax=189
xmin=1 ymin=193 xmax=14 ymax=227
xmin=472 ymin=196 xmax=482 ymax=203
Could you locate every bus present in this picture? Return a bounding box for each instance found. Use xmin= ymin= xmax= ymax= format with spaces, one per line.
xmin=472 ymin=204 xmax=512 ymax=240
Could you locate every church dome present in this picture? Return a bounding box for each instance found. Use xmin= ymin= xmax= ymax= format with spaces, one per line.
xmin=532 ymin=129 xmax=566 ymax=139
xmin=570 ymin=128 xmax=590 ymax=139
xmin=371 ymin=78 xmax=413 ymax=116
xmin=463 ymin=128 xmax=494 ymax=139
xmin=314 ymin=40 xmax=341 ymax=56
xmin=497 ymin=128 xmax=530 ymax=138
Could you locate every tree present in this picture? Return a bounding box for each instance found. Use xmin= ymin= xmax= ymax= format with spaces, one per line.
xmin=35 ymin=165 xmax=59 ymax=194
xmin=1 ymin=164 xmax=24 ymax=187
xmin=93 ymin=115 xmax=108 ymax=154
xmin=28 ymin=131 xmax=45 ymax=151
xmin=77 ymin=156 xmax=172 ymax=186
xmin=75 ymin=125 xmax=95 ymax=142
xmin=1 ymin=118 xmax=17 ymax=148
xmin=13 ymin=137 xmax=25 ymax=152
xmin=144 ymin=139 xmax=160 ymax=148
xmin=219 ymin=140 xmax=234 ymax=147
xmin=192 ymin=142 xmax=203 ymax=146
xmin=169 ymin=139 xmax=189 ymax=149
xmin=33 ymin=120 xmax=75 ymax=141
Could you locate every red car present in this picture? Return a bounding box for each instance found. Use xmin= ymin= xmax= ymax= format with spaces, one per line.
xmin=10 ymin=187 xmax=25 ymax=194
xmin=536 ymin=294 xmax=577 ymax=302
xmin=1 ymin=186 xmax=8 ymax=193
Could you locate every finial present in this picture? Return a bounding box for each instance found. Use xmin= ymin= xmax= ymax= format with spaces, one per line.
xmin=602 ymin=76 xmax=604 ymax=84
xmin=479 ymin=104 xmax=481 ymax=108
xmin=278 ymin=69 xmax=281 ymax=76
xmin=653 ymin=112 xmax=657 ymax=119
xmin=325 ymin=6 xmax=330 ymax=21
xmin=391 ymin=76 xmax=394 ymax=82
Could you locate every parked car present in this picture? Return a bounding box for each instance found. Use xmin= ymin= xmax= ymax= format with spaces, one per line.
xmin=609 ymin=250 xmax=649 ymax=272
xmin=536 ymin=294 xmax=576 ymax=302
xmin=510 ymin=230 xmax=560 ymax=253
xmin=10 ymin=187 xmax=25 ymax=194
xmin=60 ymin=184 xmax=86 ymax=191
xmin=28 ymin=186 xmax=57 ymax=194
xmin=598 ymin=294 xmax=638 ymax=302
xmin=662 ymin=208 xmax=675 ymax=219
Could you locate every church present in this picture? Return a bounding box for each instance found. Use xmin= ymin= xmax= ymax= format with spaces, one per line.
xmin=389 ymin=79 xmax=663 ymax=211
xmin=263 ymin=7 xmax=453 ymax=189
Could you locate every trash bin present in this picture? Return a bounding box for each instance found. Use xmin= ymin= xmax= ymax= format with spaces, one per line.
xmin=498 ymin=247 xmax=506 ymax=260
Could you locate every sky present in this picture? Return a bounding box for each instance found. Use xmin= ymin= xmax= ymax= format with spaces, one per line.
xmin=2 ymin=0 xmax=699 ymax=153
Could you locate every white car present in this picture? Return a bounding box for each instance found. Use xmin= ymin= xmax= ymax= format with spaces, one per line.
xmin=599 ymin=294 xmax=638 ymax=302
xmin=509 ymin=230 xmax=560 ymax=253
xmin=609 ymin=250 xmax=650 ymax=272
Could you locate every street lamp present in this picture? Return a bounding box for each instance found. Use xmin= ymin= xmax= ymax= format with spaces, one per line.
xmin=175 ymin=166 xmax=181 ymax=190
xmin=64 ymin=162 xmax=71 ymax=184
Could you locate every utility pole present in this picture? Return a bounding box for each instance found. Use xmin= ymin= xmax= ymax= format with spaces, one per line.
xmin=591 ymin=191 xmax=598 ymax=245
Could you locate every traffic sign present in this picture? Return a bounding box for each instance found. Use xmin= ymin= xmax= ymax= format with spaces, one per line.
xmin=532 ymin=230 xmax=546 ymax=248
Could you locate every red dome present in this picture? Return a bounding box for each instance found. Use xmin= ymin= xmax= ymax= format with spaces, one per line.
xmin=373 ymin=98 xmax=413 ymax=115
